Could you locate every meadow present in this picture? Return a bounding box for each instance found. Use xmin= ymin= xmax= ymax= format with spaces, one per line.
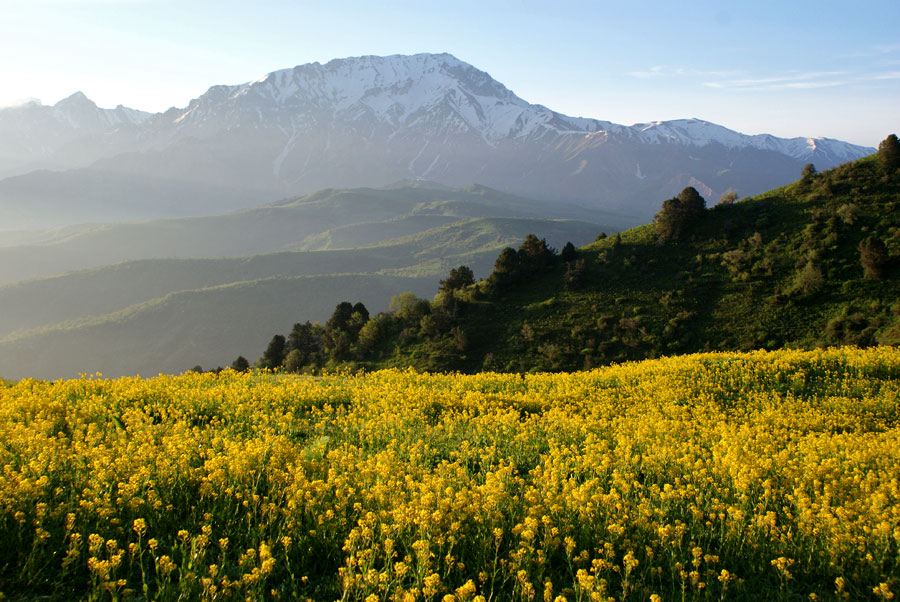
xmin=1 ymin=347 xmax=898 ymax=601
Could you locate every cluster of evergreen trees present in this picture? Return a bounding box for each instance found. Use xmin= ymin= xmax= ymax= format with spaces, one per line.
xmin=231 ymin=233 xmax=579 ymax=373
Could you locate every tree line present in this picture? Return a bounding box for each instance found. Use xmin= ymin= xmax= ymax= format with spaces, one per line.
xmin=225 ymin=233 xmax=576 ymax=373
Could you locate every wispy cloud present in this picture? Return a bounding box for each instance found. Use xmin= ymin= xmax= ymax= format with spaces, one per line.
xmin=701 ymin=68 xmax=900 ymax=91
xmin=703 ymin=71 xmax=850 ymax=90
xmin=844 ymin=43 xmax=900 ymax=58
xmin=626 ymin=65 xmax=738 ymax=79
xmin=626 ymin=65 xmax=677 ymax=78
xmin=871 ymin=71 xmax=900 ymax=80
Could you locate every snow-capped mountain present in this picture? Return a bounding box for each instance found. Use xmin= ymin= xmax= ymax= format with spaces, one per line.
xmin=0 ymin=92 xmax=151 ymax=181
xmin=0 ymin=53 xmax=875 ymax=229
xmin=51 ymin=91 xmax=151 ymax=129
xmin=170 ymin=53 xmax=607 ymax=141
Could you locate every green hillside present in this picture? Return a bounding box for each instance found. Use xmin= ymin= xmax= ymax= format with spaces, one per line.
xmin=0 ymin=184 xmax=636 ymax=284
xmin=254 ymin=146 xmax=900 ymax=373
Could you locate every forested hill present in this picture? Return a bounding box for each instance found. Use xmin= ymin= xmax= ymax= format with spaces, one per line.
xmin=238 ymin=136 xmax=900 ymax=374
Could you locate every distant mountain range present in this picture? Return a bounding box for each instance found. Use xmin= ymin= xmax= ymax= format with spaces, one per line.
xmin=0 ymin=53 xmax=874 ymax=230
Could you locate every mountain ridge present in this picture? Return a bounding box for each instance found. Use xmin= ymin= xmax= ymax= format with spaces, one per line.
xmin=0 ymin=53 xmax=874 ymax=228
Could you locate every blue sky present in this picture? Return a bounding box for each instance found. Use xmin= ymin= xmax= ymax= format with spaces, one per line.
xmin=1 ymin=0 xmax=897 ymax=146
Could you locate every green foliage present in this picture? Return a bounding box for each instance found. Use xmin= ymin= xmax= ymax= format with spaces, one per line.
xmin=654 ymin=186 xmax=706 ymax=241
xmin=286 ymin=321 xmax=321 ymax=368
xmin=517 ymin=233 xmax=557 ymax=272
xmin=488 ymin=247 xmax=520 ymax=288
xmin=257 ymin=334 xmax=286 ymax=370
xmin=859 ymin=236 xmax=888 ymax=279
xmin=563 ymin=258 xmax=586 ymax=291
xmin=283 ymin=348 xmax=305 ymax=373
xmin=560 ymin=241 xmax=577 ymax=262
xmin=356 ymin=317 xmax=386 ymax=353
xmin=231 ymin=355 xmax=250 ymax=372
xmin=326 ymin=302 xmax=355 ymax=333
xmin=787 ymin=260 xmax=825 ymax=296
xmin=390 ymin=292 xmax=430 ymax=323
xmin=878 ymin=133 xmax=900 ymax=172
xmin=439 ymin=265 xmax=475 ymax=291
xmin=801 ymin=163 xmax=817 ymax=182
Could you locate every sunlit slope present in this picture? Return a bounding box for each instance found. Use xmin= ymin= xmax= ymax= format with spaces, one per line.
xmin=1 ymin=347 xmax=898 ymax=600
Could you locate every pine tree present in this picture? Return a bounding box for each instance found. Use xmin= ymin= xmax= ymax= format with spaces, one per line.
xmin=439 ymin=265 xmax=475 ymax=291
xmin=286 ymin=321 xmax=320 ymax=367
xmin=878 ymin=134 xmax=900 ymax=173
xmin=257 ymin=334 xmax=286 ymax=370
xmin=489 ymin=247 xmax=520 ymax=287
xmin=517 ymin=233 xmax=556 ymax=273
xmin=326 ymin=302 xmax=355 ymax=333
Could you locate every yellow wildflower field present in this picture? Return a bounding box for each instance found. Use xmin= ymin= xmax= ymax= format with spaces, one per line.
xmin=1 ymin=347 xmax=898 ymax=601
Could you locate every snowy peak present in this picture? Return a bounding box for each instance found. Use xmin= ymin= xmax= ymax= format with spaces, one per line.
xmin=46 ymin=92 xmax=151 ymax=129
xmin=53 ymin=91 xmax=94 ymax=109
xmin=250 ymin=53 xmax=522 ymax=112
xmin=173 ymin=53 xmax=600 ymax=142
xmin=166 ymin=54 xmax=872 ymax=161
xmin=629 ymin=118 xmax=872 ymax=162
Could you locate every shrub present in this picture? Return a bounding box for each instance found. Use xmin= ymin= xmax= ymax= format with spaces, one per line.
xmin=859 ymin=236 xmax=888 ymax=279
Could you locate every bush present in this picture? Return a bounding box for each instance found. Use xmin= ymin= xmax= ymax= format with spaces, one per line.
xmin=231 ymin=355 xmax=250 ymax=372
xmin=718 ymin=189 xmax=739 ymax=205
xmin=801 ymin=163 xmax=817 ymax=182
xmin=283 ymin=349 xmax=305 ymax=373
xmin=859 ymin=237 xmax=888 ymax=279
xmin=789 ymin=261 xmax=825 ymax=295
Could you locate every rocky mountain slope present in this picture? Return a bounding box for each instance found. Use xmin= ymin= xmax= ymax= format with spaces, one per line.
xmin=0 ymin=53 xmax=873 ymax=229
